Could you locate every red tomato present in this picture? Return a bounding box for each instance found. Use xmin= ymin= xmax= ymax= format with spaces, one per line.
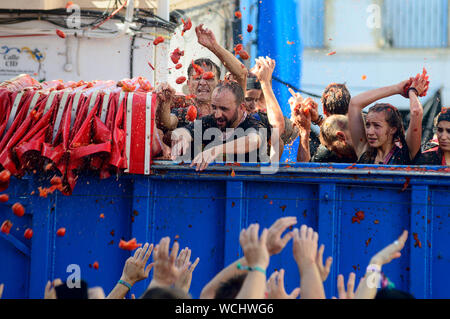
xmin=181 ymin=17 xmax=192 ymax=36
xmin=147 ymin=62 xmax=155 ymax=70
xmin=12 ymin=202 xmax=25 ymax=217
xmin=175 ymin=63 xmax=182 ymax=70
xmin=185 ymin=105 xmax=198 ymax=122
xmin=235 ymin=11 xmax=242 ymax=19
xmin=66 ymin=1 xmax=74 ymax=8
xmin=176 ymin=76 xmax=186 ymax=85
xmin=56 ymin=29 xmax=66 ymax=39
xmin=327 ymin=51 xmax=336 ymax=56
xmin=191 ymin=60 xmax=204 ymax=78
xmin=99 ymin=213 xmax=105 ymax=219
xmin=118 ymin=238 xmax=142 ymax=251
xmin=247 ymin=24 xmax=253 ymax=33
xmin=202 ymin=72 xmax=215 ymax=80
xmin=234 ymin=44 xmax=243 ymax=55
xmin=56 ymin=227 xmax=66 ymax=237
xmin=153 ymin=36 xmax=164 ymax=46
xmin=170 ymin=48 xmax=184 ymax=64
xmin=93 ymin=261 xmax=99 ymax=270
xmin=24 ymin=228 xmax=33 ymax=240
xmin=1 ymin=220 xmax=12 ymax=235
xmin=0 ymin=194 xmax=8 ymax=203
xmin=50 ymin=176 xmax=62 ymax=186
xmin=238 ymin=50 xmax=250 ymax=60
xmin=0 ymin=170 xmax=11 ymax=183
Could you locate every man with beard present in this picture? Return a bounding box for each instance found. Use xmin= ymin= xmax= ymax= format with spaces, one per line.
xmin=171 ymin=81 xmax=270 ymax=171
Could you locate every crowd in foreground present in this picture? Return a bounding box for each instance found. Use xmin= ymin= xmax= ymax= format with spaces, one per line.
xmin=150 ymin=24 xmax=447 ymax=171
xmin=0 ymin=217 xmax=414 ymax=299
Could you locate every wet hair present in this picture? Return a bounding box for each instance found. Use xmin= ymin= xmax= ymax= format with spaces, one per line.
xmin=215 ymin=80 xmax=245 ymax=106
xmin=187 ymin=58 xmax=221 ymax=79
xmin=214 ymin=274 xmax=247 ymax=299
xmin=365 ymin=103 xmax=407 ymax=160
xmin=321 ymin=83 xmax=351 ymax=115
xmin=436 ymin=107 xmax=450 ymax=125
xmin=320 ymin=114 xmax=349 ymax=146
xmin=140 ymin=287 xmax=190 ymax=299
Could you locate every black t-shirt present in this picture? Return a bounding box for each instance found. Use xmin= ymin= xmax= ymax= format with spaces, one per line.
xmin=357 ymin=145 xmax=411 ymax=165
xmin=183 ymin=114 xmax=270 ymax=163
xmin=414 ymin=146 xmax=443 ymax=165
xmin=311 ymin=144 xmax=356 ymax=163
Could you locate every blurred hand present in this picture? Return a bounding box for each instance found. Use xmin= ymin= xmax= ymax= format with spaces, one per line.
xmin=151 ymin=237 xmax=183 ymax=287
xmin=316 ymin=244 xmax=333 ymax=282
xmin=267 ymin=269 xmax=300 ymax=299
xmin=292 ymin=225 xmax=319 ymax=271
xmin=44 ymin=278 xmax=63 ymax=299
xmin=196 ymin=24 xmax=218 ymax=50
xmin=239 ymin=223 xmax=270 ymax=269
xmin=253 ymin=57 xmax=275 ymax=84
xmin=333 ymin=273 xmax=356 ymax=299
xmin=174 ymin=247 xmax=200 ymax=293
xmin=121 ymin=243 xmax=154 ymax=286
xmin=370 ymin=230 xmax=408 ymax=267
xmin=266 ymin=217 xmax=297 ymax=256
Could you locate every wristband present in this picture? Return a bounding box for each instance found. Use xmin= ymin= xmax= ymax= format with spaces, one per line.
xmin=407 ymin=87 xmax=419 ymax=97
xmin=237 ymin=262 xmax=267 ymax=276
xmin=118 ymin=279 xmax=132 ymax=290
xmin=312 ymin=114 xmax=323 ymax=126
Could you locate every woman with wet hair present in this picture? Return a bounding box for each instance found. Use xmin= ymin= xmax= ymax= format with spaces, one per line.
xmin=414 ymin=108 xmax=450 ymax=165
xmin=348 ymin=75 xmax=428 ymax=164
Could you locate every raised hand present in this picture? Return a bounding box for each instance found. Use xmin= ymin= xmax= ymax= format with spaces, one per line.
xmin=370 ymin=230 xmax=408 ymax=267
xmin=239 ymin=224 xmax=270 ymax=269
xmin=121 ymin=243 xmax=154 ymax=286
xmin=150 ymin=237 xmax=183 ymax=288
xmin=267 ymin=269 xmax=300 ymax=299
xmin=253 ymin=57 xmax=275 ymax=84
xmin=316 ymin=244 xmax=333 ymax=282
xmin=266 ymin=217 xmax=297 ymax=256
xmin=196 ymin=24 xmax=218 ymax=50
xmin=292 ymin=225 xmax=319 ymax=271
xmin=333 ymin=273 xmax=356 ymax=299
xmin=44 ymin=278 xmax=63 ymax=299
xmin=174 ymin=247 xmax=200 ymax=293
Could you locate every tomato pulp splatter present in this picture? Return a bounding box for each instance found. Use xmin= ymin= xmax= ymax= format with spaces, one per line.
xmin=247 ymin=24 xmax=253 ymax=33
xmin=235 ymin=11 xmax=242 ymax=19
xmin=153 ymin=36 xmax=164 ymax=46
xmin=1 ymin=220 xmax=12 ymax=235
xmin=170 ymin=48 xmax=185 ymax=64
xmin=0 ymin=194 xmax=8 ymax=202
xmin=185 ymin=105 xmax=198 ymax=122
xmin=181 ymin=17 xmax=192 ymax=36
xmin=56 ymin=29 xmax=66 ymax=38
xmin=351 ymin=211 xmax=365 ymax=224
xmin=176 ymin=76 xmax=187 ymax=85
xmin=24 ymin=228 xmax=33 ymax=239
xmin=119 ymin=238 xmax=142 ymax=251
xmin=202 ymin=71 xmax=215 ymax=80
xmin=238 ymin=50 xmax=250 ymax=60
xmin=56 ymin=227 xmax=66 ymax=237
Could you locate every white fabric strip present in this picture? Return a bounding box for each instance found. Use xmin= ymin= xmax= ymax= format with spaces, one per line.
xmin=26 ymin=92 xmax=41 ymax=117
xmin=43 ymin=90 xmax=57 ymax=115
xmin=52 ymin=91 xmax=70 ymax=142
xmin=125 ymin=92 xmax=133 ymax=173
xmin=144 ymin=93 xmax=152 ymax=175
xmin=6 ymin=92 xmax=24 ymax=131
xmin=70 ymin=92 xmax=83 ymax=129
xmin=87 ymin=90 xmax=99 ymax=114
xmin=100 ymin=92 xmax=110 ymax=123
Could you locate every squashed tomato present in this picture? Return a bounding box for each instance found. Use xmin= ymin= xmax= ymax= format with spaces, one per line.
xmin=93 ymin=261 xmax=99 ymax=270
xmin=56 ymin=29 xmax=66 ymax=39
xmin=202 ymin=72 xmax=214 ymax=80
xmin=12 ymin=202 xmax=25 ymax=217
xmin=24 ymin=228 xmax=33 ymax=240
xmin=247 ymin=24 xmax=253 ymax=33
xmin=119 ymin=238 xmax=142 ymax=251
xmin=235 ymin=11 xmax=242 ymax=19
xmin=0 ymin=194 xmax=8 ymax=203
xmin=238 ymin=50 xmax=250 ymax=60
xmin=56 ymin=227 xmax=66 ymax=237
xmin=1 ymin=220 xmax=12 ymax=235
xmin=176 ymin=76 xmax=186 ymax=85
xmin=185 ymin=105 xmax=197 ymax=122
xmin=153 ymin=36 xmax=164 ymax=46
xmin=181 ymin=17 xmax=192 ymax=36
xmin=0 ymin=170 xmax=11 ymax=183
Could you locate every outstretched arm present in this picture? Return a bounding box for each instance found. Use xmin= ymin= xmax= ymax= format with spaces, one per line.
xmin=196 ymin=24 xmax=247 ymax=89
xmin=253 ymin=57 xmax=285 ymax=136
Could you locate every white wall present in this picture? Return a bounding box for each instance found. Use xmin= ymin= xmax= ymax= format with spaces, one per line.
xmin=302 ymin=0 xmax=449 ymax=110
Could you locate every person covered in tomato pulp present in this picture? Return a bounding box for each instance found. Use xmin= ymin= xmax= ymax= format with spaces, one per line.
xmin=170 ymin=80 xmax=271 ymax=171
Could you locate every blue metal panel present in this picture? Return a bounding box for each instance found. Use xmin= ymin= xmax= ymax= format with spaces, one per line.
xmin=1 ymin=162 xmax=450 ymax=299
